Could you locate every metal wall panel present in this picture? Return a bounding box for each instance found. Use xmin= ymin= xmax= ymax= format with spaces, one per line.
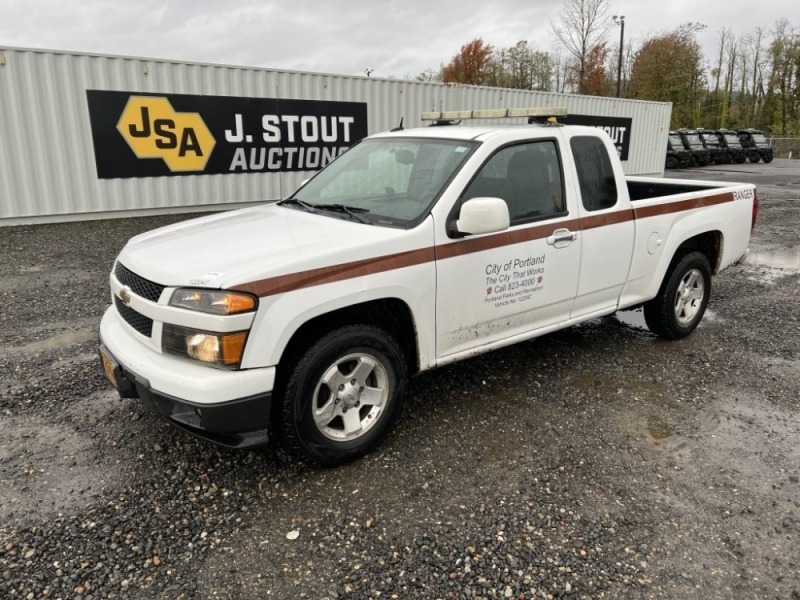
xmin=0 ymin=47 xmax=671 ymax=224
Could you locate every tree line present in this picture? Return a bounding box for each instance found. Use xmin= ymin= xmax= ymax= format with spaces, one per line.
xmin=415 ymin=0 xmax=799 ymax=135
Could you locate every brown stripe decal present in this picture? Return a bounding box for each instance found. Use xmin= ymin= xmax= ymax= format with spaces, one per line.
xmin=231 ymin=247 xmax=436 ymax=297
xmin=633 ymin=191 xmax=734 ymax=219
xmin=234 ymin=191 xmax=737 ymax=298
xmin=580 ymin=208 xmax=635 ymax=231
xmin=435 ymin=219 xmax=580 ymax=260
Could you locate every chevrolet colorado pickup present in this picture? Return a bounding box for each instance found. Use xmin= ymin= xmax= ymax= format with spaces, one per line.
xmin=99 ymin=108 xmax=758 ymax=465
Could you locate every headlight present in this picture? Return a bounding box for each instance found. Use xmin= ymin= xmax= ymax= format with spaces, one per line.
xmin=163 ymin=324 xmax=248 ymax=369
xmin=170 ymin=289 xmax=257 ymax=315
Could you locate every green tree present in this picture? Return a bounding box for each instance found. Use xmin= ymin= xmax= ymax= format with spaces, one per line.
xmin=761 ymin=20 xmax=799 ymax=135
xmin=492 ymin=41 xmax=555 ymax=91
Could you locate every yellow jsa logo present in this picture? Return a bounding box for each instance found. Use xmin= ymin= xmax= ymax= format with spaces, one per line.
xmin=117 ymin=97 xmax=215 ymax=172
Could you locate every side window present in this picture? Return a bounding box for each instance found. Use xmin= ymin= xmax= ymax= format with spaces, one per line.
xmin=462 ymin=140 xmax=564 ymax=225
xmin=570 ymin=136 xmax=618 ymax=211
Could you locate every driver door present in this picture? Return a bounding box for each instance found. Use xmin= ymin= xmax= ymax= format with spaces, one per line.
xmin=434 ymin=136 xmax=581 ymax=358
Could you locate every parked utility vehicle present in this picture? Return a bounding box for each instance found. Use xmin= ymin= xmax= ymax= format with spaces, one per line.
xmin=99 ymin=108 xmax=758 ymax=465
xmin=697 ymin=128 xmax=729 ymax=164
xmin=738 ymin=129 xmax=774 ymax=163
xmin=666 ymin=131 xmax=692 ymax=169
xmin=715 ymin=129 xmax=748 ymax=164
xmin=676 ymin=128 xmax=711 ymax=166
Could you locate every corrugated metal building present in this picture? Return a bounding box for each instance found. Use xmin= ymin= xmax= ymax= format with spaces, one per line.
xmin=0 ymin=46 xmax=672 ymax=225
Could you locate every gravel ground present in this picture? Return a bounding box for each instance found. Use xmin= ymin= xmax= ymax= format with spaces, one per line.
xmin=1 ymin=160 xmax=798 ymax=599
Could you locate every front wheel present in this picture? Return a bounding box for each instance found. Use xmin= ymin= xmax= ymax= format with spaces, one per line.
xmin=665 ymin=156 xmax=678 ymax=169
xmin=644 ymin=252 xmax=712 ymax=340
xmin=748 ymin=152 xmax=760 ymax=163
xmin=278 ymin=325 xmax=408 ymax=466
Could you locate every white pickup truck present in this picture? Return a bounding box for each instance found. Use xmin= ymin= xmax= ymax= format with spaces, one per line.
xmin=99 ymin=108 xmax=758 ymax=465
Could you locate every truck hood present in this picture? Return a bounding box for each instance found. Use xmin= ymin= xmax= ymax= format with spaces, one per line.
xmin=117 ymin=204 xmax=413 ymax=290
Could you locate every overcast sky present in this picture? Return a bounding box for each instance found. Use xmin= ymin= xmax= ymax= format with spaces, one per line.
xmin=0 ymin=0 xmax=795 ymax=79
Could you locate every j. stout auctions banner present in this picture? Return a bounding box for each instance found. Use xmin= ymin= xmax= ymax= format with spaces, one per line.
xmin=86 ymin=90 xmax=368 ymax=179
xmin=560 ymin=114 xmax=633 ymax=161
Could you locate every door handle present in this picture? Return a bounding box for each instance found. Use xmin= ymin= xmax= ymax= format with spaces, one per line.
xmin=546 ymin=228 xmax=578 ymax=247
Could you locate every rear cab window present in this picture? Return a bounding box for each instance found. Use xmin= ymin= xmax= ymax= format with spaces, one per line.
xmin=570 ymin=136 xmax=618 ymax=212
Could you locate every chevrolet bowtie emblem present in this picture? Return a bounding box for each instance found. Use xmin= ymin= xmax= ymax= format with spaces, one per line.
xmin=119 ymin=287 xmax=132 ymax=305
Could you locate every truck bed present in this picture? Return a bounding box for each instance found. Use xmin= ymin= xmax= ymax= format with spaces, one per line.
xmin=626 ymin=178 xmax=721 ymax=201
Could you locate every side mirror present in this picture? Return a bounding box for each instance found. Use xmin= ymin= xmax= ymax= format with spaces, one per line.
xmin=456 ymin=197 xmax=510 ymax=235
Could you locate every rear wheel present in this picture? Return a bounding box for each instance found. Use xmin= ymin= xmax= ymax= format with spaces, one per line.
xmin=278 ymin=325 xmax=408 ymax=466
xmin=763 ymin=154 xmax=774 ymax=163
xmin=644 ymin=252 xmax=712 ymax=340
xmin=748 ymin=152 xmax=760 ymax=163
xmin=665 ymin=155 xmax=678 ymax=169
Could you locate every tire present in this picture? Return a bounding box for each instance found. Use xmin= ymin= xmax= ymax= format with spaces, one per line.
xmin=643 ymin=252 xmax=712 ymax=340
xmin=665 ymin=156 xmax=678 ymax=169
xmin=763 ymin=154 xmax=774 ymax=163
xmin=278 ymin=325 xmax=408 ymax=466
xmin=748 ymin=152 xmax=760 ymax=163
xmin=735 ymin=154 xmax=747 ymax=164
xmin=721 ymin=151 xmax=732 ymax=164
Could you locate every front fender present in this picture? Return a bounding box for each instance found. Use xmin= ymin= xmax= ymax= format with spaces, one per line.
xmin=241 ymin=262 xmax=436 ymax=370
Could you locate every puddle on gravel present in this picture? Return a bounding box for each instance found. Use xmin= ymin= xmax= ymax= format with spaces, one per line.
xmin=647 ymin=414 xmax=674 ymax=440
xmin=744 ymin=250 xmax=800 ymax=284
xmin=613 ymin=308 xmax=722 ymax=332
xmin=614 ymin=308 xmax=648 ymax=330
xmin=0 ymin=392 xmax=120 ymax=523
xmin=3 ymin=328 xmax=95 ymax=354
xmin=747 ymin=249 xmax=800 ymax=269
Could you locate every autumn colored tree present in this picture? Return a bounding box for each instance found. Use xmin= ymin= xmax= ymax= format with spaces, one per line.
xmin=628 ymin=23 xmax=707 ymax=127
xmin=583 ymin=42 xmax=612 ymax=96
xmin=442 ymin=38 xmax=495 ymax=86
xmin=550 ymin=0 xmax=613 ymax=93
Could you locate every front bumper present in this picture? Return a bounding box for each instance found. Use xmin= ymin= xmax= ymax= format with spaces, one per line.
xmin=99 ymin=306 xmax=275 ymax=449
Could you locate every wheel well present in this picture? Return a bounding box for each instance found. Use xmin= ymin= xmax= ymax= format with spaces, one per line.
xmin=277 ymin=298 xmax=420 ymax=381
xmin=673 ymin=231 xmax=722 ymax=273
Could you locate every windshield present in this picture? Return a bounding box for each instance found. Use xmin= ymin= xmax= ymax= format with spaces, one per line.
xmin=752 ymin=133 xmax=769 ymax=146
xmin=290 ymin=137 xmax=477 ymax=228
xmin=702 ymin=135 xmax=720 ymax=148
xmin=724 ymin=134 xmax=740 ymax=145
xmin=685 ymin=133 xmax=703 ymax=146
xmin=669 ymin=135 xmax=683 ymax=147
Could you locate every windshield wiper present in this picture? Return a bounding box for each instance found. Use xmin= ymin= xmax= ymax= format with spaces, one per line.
xmin=318 ymin=204 xmax=372 ymax=224
xmin=277 ymin=198 xmax=320 ymax=213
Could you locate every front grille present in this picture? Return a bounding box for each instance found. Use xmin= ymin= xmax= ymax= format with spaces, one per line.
xmin=114 ymin=262 xmax=166 ymax=302
xmin=114 ymin=296 xmax=154 ymax=337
